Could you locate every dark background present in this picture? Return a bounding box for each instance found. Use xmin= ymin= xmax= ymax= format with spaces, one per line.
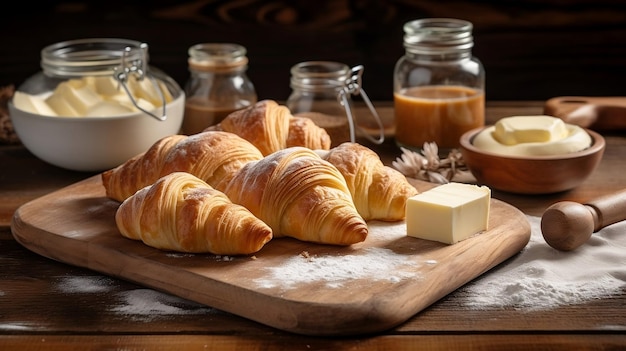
xmin=1 ymin=0 xmax=625 ymax=102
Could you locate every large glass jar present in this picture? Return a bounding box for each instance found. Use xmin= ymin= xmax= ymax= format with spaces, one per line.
xmin=15 ymin=38 xmax=183 ymax=121
xmin=9 ymin=38 xmax=185 ymax=172
xmin=182 ymin=43 xmax=257 ymax=135
xmin=286 ymin=61 xmax=384 ymax=147
xmin=394 ymin=18 xmax=485 ymax=153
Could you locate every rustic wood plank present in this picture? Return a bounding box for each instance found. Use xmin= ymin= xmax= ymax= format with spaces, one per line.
xmin=2 ymin=334 xmax=625 ymax=351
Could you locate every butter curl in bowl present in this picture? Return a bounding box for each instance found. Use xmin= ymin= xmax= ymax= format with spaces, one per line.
xmin=9 ymin=75 xmax=184 ymax=172
xmin=459 ymin=115 xmax=605 ymax=194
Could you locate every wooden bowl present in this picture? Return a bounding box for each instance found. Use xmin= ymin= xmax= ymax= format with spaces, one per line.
xmin=459 ymin=127 xmax=605 ymax=194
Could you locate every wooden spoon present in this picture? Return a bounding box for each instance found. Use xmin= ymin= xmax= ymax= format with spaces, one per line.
xmin=544 ymin=96 xmax=626 ymax=131
xmin=541 ymin=189 xmax=626 ymax=251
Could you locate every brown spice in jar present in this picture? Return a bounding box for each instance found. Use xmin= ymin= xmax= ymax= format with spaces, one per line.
xmin=295 ymin=111 xmax=350 ymax=147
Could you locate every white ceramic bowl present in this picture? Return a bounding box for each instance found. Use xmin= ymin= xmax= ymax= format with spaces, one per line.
xmin=9 ymin=93 xmax=185 ymax=172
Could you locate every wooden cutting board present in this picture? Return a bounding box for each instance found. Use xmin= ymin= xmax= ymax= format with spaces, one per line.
xmin=11 ymin=175 xmax=530 ymax=336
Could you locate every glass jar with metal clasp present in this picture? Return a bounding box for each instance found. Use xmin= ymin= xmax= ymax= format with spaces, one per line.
xmin=286 ymin=61 xmax=385 ymax=147
xmin=15 ymin=38 xmax=182 ymax=121
xmin=9 ymin=38 xmax=185 ymax=172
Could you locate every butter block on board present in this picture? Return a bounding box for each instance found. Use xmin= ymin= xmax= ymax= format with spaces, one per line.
xmin=406 ymin=182 xmax=491 ymax=244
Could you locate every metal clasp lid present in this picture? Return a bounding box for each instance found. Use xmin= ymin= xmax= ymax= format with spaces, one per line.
xmin=339 ymin=65 xmax=385 ymax=144
xmin=113 ymin=43 xmax=167 ymax=121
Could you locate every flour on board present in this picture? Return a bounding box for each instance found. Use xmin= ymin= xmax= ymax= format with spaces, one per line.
xmin=253 ymin=221 xmax=427 ymax=289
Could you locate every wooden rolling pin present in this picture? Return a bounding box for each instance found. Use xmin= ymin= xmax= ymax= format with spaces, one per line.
xmin=541 ymin=189 xmax=626 ymax=251
xmin=544 ymin=96 xmax=626 ymax=131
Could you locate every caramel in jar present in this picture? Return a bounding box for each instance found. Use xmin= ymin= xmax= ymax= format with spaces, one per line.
xmin=183 ymin=97 xmax=245 ymax=134
xmin=394 ymin=85 xmax=484 ymax=149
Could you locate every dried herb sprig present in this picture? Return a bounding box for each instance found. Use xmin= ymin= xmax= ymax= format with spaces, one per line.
xmin=392 ymin=142 xmax=469 ymax=184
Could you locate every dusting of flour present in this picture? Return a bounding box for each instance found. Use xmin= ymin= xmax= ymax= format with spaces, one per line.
xmin=254 ymin=221 xmax=425 ymax=289
xmin=460 ymin=215 xmax=626 ymax=311
xmin=110 ymin=289 xmax=214 ymax=321
xmin=56 ymin=276 xmax=116 ymax=294
xmin=254 ymin=247 xmax=420 ymax=289
xmin=56 ymin=275 xmax=216 ymax=321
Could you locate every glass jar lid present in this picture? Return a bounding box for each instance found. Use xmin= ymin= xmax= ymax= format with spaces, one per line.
xmin=41 ymin=38 xmax=148 ymax=78
xmin=290 ymin=61 xmax=351 ymax=92
xmin=188 ymin=43 xmax=249 ymax=72
xmin=403 ymin=18 xmax=474 ymax=55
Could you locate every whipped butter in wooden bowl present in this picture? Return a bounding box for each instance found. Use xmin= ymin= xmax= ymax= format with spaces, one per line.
xmin=459 ymin=115 xmax=605 ymax=194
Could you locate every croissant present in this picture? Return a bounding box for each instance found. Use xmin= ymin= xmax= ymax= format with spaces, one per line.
xmin=115 ymin=172 xmax=273 ymax=255
xmin=287 ymin=116 xmax=332 ymax=150
xmin=102 ymin=131 xmax=264 ymax=202
xmin=206 ymin=99 xmax=331 ymax=155
xmin=317 ymin=142 xmax=418 ymax=221
xmin=223 ymin=147 xmax=368 ymax=245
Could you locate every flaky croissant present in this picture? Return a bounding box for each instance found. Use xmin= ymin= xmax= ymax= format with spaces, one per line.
xmin=102 ymin=131 xmax=264 ymax=202
xmin=205 ymin=100 xmax=331 ymax=155
xmin=223 ymin=147 xmax=368 ymax=245
xmin=115 ymin=172 xmax=273 ymax=255
xmin=316 ymin=142 xmax=418 ymax=221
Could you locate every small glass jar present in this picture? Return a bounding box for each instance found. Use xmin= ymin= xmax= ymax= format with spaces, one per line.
xmin=182 ymin=43 xmax=257 ymax=135
xmin=286 ymin=61 xmax=384 ymax=147
xmin=394 ymin=18 xmax=485 ymax=153
xmin=15 ymin=38 xmax=182 ymax=120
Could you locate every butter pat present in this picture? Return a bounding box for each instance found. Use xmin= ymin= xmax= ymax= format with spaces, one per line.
xmin=12 ymin=91 xmax=57 ymax=116
xmin=406 ymin=183 xmax=491 ymax=244
xmin=84 ymin=76 xmax=122 ymax=96
xmin=49 ymin=80 xmax=103 ymax=116
xmin=494 ymin=115 xmax=568 ymax=145
xmin=13 ymin=75 xmax=173 ymax=118
xmin=473 ymin=115 xmax=592 ymax=156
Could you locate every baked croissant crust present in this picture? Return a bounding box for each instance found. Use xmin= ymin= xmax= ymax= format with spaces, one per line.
xmin=206 ymin=100 xmax=331 ymax=155
xmin=115 ymin=172 xmax=273 ymax=255
xmin=102 ymin=131 xmax=264 ymax=202
xmin=317 ymin=142 xmax=418 ymax=221
xmin=223 ymin=147 xmax=368 ymax=245
xmin=287 ymin=116 xmax=332 ymax=151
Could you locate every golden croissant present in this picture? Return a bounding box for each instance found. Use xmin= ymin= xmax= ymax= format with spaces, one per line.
xmin=206 ymin=99 xmax=331 ymax=155
xmin=115 ymin=172 xmax=273 ymax=255
xmin=317 ymin=142 xmax=418 ymax=221
xmin=223 ymin=147 xmax=368 ymax=245
xmin=102 ymin=131 xmax=264 ymax=202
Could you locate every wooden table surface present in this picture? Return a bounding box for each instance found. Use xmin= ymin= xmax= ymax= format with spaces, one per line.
xmin=1 ymin=101 xmax=625 ymax=350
